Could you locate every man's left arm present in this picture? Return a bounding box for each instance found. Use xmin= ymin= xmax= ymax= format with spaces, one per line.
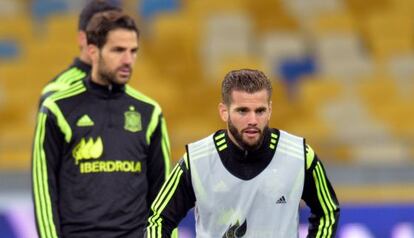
xmin=147 ymin=113 xmax=172 ymax=208
xmin=302 ymin=144 xmax=340 ymax=238
xmin=147 ymin=113 xmax=179 ymax=238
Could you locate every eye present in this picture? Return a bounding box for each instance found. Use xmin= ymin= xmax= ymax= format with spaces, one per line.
xmin=112 ymin=47 xmax=125 ymax=53
xmin=256 ymin=108 xmax=267 ymax=115
xmin=236 ymin=108 xmax=248 ymax=114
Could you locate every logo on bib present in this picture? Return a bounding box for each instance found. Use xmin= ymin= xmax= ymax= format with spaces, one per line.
xmin=276 ymin=195 xmax=287 ymax=204
xmin=222 ymin=219 xmax=247 ymax=238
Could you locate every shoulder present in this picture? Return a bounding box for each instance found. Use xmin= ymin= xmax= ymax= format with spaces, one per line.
xmin=191 ymin=130 xmax=225 ymax=146
xmin=39 ymin=82 xmax=86 ymax=143
xmin=187 ymin=131 xmax=218 ymax=150
xmin=42 ymin=80 xmax=86 ymax=110
xmin=278 ymin=129 xmax=304 ymax=141
xmin=273 ymin=129 xmax=318 ymax=170
xmin=305 ymin=144 xmax=316 ymax=170
xmin=42 ymin=66 xmax=87 ymax=94
xmin=53 ymin=66 xmax=87 ymax=83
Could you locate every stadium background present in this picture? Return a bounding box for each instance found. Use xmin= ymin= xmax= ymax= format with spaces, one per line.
xmin=0 ymin=0 xmax=414 ymax=237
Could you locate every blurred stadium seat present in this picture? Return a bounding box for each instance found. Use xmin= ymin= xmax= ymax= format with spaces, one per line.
xmin=282 ymin=0 xmax=345 ymax=24
xmin=200 ymin=12 xmax=253 ymax=80
xmin=148 ymin=11 xmax=201 ymax=82
xmin=314 ymin=33 xmax=373 ymax=78
xmin=387 ymin=54 xmax=414 ymax=99
xmin=363 ymin=11 xmax=414 ymax=62
xmin=0 ymin=41 xmax=19 ymax=59
xmin=344 ymin=0 xmax=389 ymax=18
xmin=259 ymin=31 xmax=308 ymax=77
xmin=139 ymin=0 xmax=180 ymax=20
xmin=185 ymin=0 xmax=247 ymax=15
xmin=308 ymin=10 xmax=357 ymax=35
xmin=245 ymin=0 xmax=298 ymax=33
xmin=31 ymin=0 xmax=68 ymax=21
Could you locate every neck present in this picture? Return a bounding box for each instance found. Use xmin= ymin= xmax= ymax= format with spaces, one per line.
xmin=79 ymin=54 xmax=91 ymax=65
xmin=225 ymin=129 xmax=271 ymax=161
xmin=227 ymin=130 xmax=244 ymax=151
xmin=79 ymin=47 xmax=91 ymax=65
xmin=91 ymin=69 xmax=109 ymax=86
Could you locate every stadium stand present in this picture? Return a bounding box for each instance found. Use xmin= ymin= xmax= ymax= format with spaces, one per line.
xmin=1 ymin=1 xmax=414 ymax=237
xmin=0 ymin=0 xmax=413 ymax=199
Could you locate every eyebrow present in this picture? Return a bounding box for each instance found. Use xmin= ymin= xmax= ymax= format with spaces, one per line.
xmin=234 ymin=106 xmax=248 ymax=110
xmin=255 ymin=107 xmax=267 ymax=111
xmin=234 ymin=106 xmax=267 ymax=111
xmin=111 ymin=46 xmax=127 ymax=51
xmin=111 ymin=46 xmax=139 ymax=51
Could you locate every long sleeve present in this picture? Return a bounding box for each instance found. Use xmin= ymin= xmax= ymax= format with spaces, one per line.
xmin=146 ymin=154 xmax=196 ymax=238
xmin=147 ymin=114 xmax=172 ymax=209
xmin=302 ymin=144 xmax=340 ymax=238
xmin=32 ymin=106 xmax=63 ymax=238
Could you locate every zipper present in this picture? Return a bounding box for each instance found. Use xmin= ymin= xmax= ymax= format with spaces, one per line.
xmin=107 ymin=84 xmax=113 ymax=128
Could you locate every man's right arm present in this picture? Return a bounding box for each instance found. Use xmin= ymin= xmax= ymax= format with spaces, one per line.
xmin=146 ymin=153 xmax=196 ymax=238
xmin=32 ymin=105 xmax=63 ymax=238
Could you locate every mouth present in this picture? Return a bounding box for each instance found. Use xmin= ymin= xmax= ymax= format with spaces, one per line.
xmin=118 ymin=67 xmax=131 ymax=77
xmin=243 ymin=128 xmax=260 ymax=138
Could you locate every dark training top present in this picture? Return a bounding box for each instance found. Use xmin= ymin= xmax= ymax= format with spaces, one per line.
xmin=33 ymin=77 xmax=171 ymax=237
xmin=146 ymin=128 xmax=340 ymax=238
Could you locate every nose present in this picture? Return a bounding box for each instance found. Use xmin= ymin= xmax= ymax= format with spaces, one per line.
xmin=247 ymin=112 xmax=258 ymax=126
xmin=122 ymin=52 xmax=134 ymax=65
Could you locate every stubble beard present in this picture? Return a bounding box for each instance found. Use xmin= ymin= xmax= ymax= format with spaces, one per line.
xmin=97 ymin=55 xmax=130 ymax=86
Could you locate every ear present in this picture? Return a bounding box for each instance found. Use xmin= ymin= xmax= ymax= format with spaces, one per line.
xmin=218 ymin=102 xmax=229 ymax=122
xmin=87 ymin=44 xmax=98 ymax=64
xmin=77 ymin=31 xmax=87 ymax=49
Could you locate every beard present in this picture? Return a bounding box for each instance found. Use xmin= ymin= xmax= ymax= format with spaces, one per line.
xmin=98 ymin=66 xmax=117 ymax=85
xmin=228 ymin=119 xmax=269 ymax=151
xmin=97 ymin=54 xmax=131 ymax=85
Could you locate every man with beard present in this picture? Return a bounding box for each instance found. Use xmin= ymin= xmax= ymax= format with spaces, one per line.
xmin=32 ymin=11 xmax=172 ymax=237
xmin=145 ymin=69 xmax=340 ymax=238
xmin=38 ymin=0 xmax=121 ymax=106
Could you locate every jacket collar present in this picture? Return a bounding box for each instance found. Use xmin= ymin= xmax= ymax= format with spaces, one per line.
xmin=83 ymin=76 xmax=125 ymax=98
